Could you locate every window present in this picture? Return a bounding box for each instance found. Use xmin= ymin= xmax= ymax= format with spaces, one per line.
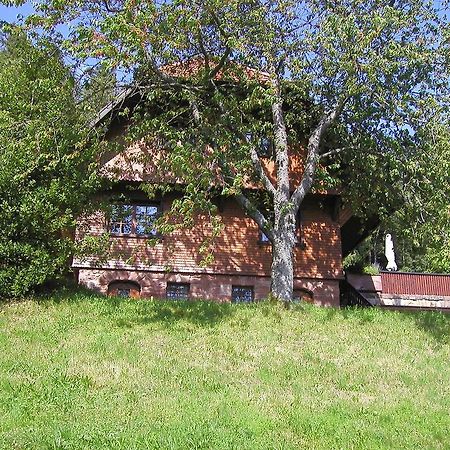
xmin=166 ymin=282 xmax=190 ymax=300
xmin=135 ymin=205 xmax=159 ymax=235
xmin=108 ymin=281 xmax=141 ymax=299
xmin=117 ymin=288 xmax=131 ymax=298
xmin=245 ymin=132 xmax=273 ymax=157
xmin=109 ymin=203 xmax=160 ymax=236
xmin=232 ymin=286 xmax=254 ymax=303
xmin=293 ymin=289 xmax=314 ymax=304
xmin=258 ymin=212 xmax=305 ymax=246
xmin=258 ymin=136 xmax=273 ymax=157
xmin=110 ymin=205 xmax=133 ymax=234
xmin=259 ymin=231 xmax=270 ymax=243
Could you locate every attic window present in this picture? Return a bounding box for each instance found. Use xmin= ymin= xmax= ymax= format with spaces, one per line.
xmin=245 ymin=132 xmax=273 ymax=157
xmin=110 ymin=203 xmax=160 ymax=236
xmin=110 ymin=204 xmax=133 ymax=234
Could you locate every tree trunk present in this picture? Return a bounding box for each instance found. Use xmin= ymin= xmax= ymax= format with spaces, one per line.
xmin=271 ymin=231 xmax=295 ymax=302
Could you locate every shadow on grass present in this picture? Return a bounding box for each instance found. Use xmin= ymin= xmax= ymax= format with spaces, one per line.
xmin=11 ymin=282 xmax=238 ymax=329
xmin=13 ymin=283 xmax=450 ymax=343
xmin=336 ymin=305 xmax=450 ymax=344
xmin=409 ymin=311 xmax=450 ymax=344
xmin=36 ymin=284 xmax=106 ymax=304
xmin=148 ymin=300 xmax=235 ymax=327
xmin=0 ymin=281 xmax=105 ymax=307
xmin=111 ymin=298 xmax=236 ymax=328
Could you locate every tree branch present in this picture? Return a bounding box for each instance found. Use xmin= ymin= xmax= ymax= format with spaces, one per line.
xmin=101 ymin=0 xmax=123 ymax=13
xmin=207 ymin=7 xmax=231 ymax=41
xmin=203 ymin=6 xmax=231 ymax=81
xmin=319 ymin=147 xmax=350 ymax=160
xmin=190 ymin=99 xmax=201 ymax=125
xmin=235 ymin=193 xmax=275 ymax=242
xmin=220 ymin=116 xmax=277 ymax=197
xmin=230 ymin=131 xmax=277 ymax=197
xmin=137 ymin=81 xmax=203 ymax=93
xmin=209 ymin=46 xmax=231 ymax=80
xmin=196 ymin=27 xmax=210 ymax=72
xmin=271 ymin=77 xmax=290 ymax=204
xmin=291 ymin=97 xmax=348 ymax=210
xmin=216 ymin=152 xmax=274 ymax=241
xmin=248 ymin=144 xmax=277 ymax=197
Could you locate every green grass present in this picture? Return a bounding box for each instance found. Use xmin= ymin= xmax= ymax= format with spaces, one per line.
xmin=0 ymin=290 xmax=449 ymax=449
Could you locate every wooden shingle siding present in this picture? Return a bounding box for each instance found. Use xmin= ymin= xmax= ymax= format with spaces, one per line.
xmin=381 ymin=272 xmax=450 ymax=297
xmin=74 ymin=194 xmax=343 ymax=281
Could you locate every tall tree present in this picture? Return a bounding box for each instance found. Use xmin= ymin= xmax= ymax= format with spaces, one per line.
xmin=18 ymin=0 xmax=448 ymax=301
xmin=77 ymin=64 xmax=118 ymax=124
xmin=0 ymin=30 xmax=101 ymax=297
xmin=382 ymin=115 xmax=450 ymax=273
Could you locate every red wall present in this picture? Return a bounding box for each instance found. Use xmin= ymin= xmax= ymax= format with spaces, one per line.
xmin=381 ymin=272 xmax=450 ymax=296
xmin=75 ymin=195 xmax=343 ymax=281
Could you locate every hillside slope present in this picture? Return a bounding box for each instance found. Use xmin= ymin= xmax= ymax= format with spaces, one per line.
xmin=0 ymin=291 xmax=449 ymax=449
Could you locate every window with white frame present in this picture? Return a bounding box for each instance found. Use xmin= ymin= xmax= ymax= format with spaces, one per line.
xmin=109 ymin=203 xmax=160 ymax=236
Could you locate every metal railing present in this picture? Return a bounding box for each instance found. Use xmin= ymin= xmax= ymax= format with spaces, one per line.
xmin=340 ymin=279 xmax=373 ymax=308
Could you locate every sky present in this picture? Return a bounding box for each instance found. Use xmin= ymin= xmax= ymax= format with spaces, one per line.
xmin=0 ymin=2 xmax=72 ymax=40
xmin=1 ymin=1 xmax=448 ymax=24
xmin=0 ymin=3 xmax=34 ymax=24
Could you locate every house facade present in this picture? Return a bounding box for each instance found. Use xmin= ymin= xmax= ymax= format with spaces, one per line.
xmin=74 ymin=189 xmax=344 ymax=306
xmin=73 ymin=84 xmax=362 ymax=307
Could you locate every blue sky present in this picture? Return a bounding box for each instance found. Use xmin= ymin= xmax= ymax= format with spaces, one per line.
xmin=0 ymin=3 xmax=34 ymax=24
xmin=1 ymin=1 xmax=448 ymax=24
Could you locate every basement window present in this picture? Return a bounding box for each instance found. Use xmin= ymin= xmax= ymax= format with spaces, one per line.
xmin=108 ymin=281 xmax=141 ymax=299
xmin=232 ymin=286 xmax=254 ymax=303
xmin=166 ymin=282 xmax=190 ymax=300
xmin=293 ymin=289 xmax=314 ymax=304
xmin=117 ymin=288 xmax=130 ymax=298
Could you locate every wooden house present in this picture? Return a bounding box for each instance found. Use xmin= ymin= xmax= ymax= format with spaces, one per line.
xmin=73 ymin=76 xmax=367 ymax=306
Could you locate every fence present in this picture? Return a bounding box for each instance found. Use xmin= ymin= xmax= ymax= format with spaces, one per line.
xmin=381 ymin=272 xmax=450 ymax=297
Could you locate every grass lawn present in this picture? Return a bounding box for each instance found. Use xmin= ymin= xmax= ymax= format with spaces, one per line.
xmin=0 ymin=290 xmax=449 ymax=449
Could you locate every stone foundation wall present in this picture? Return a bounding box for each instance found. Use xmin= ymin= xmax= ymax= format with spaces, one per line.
xmin=78 ymin=268 xmax=340 ymax=307
xmin=378 ymin=294 xmax=450 ymax=310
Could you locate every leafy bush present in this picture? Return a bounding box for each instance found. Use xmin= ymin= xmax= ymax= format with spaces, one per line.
xmin=0 ymin=31 xmax=101 ymax=297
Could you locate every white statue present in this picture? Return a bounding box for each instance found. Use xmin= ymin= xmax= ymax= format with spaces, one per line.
xmin=385 ymin=233 xmax=397 ymax=271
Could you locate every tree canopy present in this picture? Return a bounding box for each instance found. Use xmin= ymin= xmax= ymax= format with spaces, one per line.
xmin=0 ymin=30 xmax=101 ymax=297
xmin=375 ymin=116 xmax=449 ymax=273
xmin=4 ymin=0 xmax=448 ymax=299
